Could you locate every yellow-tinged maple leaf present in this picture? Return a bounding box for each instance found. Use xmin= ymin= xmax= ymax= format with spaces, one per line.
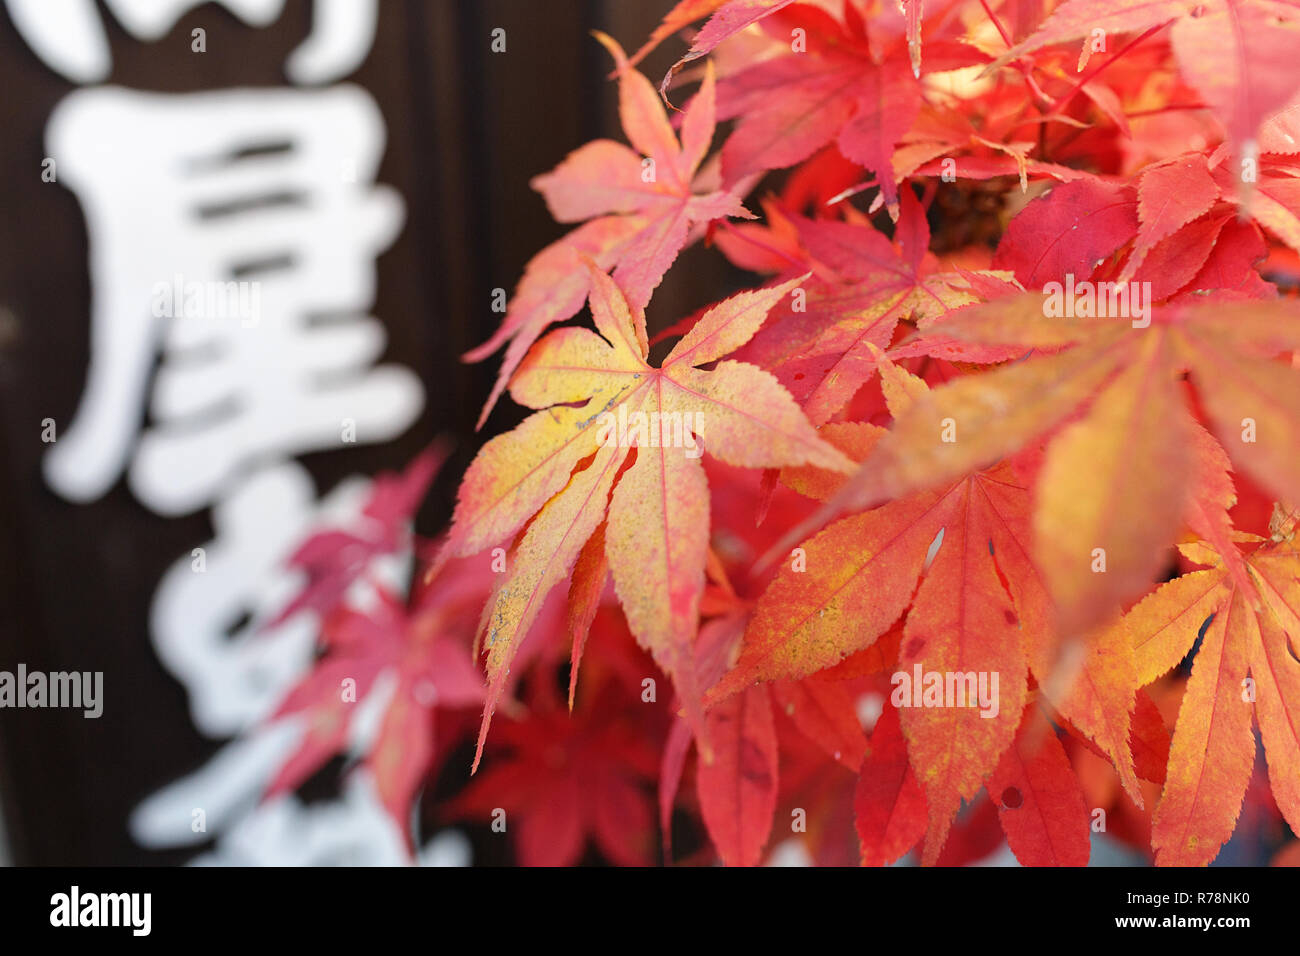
xmin=444 ymin=263 xmax=851 ymax=768
xmin=1120 ymin=532 xmax=1300 ymax=865
xmin=1034 ymin=332 xmax=1192 ymax=637
xmin=711 ymin=352 xmax=1151 ymax=861
xmin=782 ymin=295 xmax=1300 ymax=639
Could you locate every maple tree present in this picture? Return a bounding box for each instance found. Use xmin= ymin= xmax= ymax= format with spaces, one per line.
xmin=261 ymin=0 xmax=1300 ymax=867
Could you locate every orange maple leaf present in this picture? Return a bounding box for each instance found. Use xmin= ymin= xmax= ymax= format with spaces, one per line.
xmin=1122 ymin=529 xmax=1300 ymax=865
xmin=792 ymin=296 xmax=1300 ymax=638
xmin=711 ymin=353 xmax=1061 ymax=862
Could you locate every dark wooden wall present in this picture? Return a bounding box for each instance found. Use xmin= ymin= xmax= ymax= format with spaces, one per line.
xmin=0 ymin=0 xmax=733 ymax=865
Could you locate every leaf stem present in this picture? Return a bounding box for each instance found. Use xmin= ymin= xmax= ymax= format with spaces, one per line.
xmin=1046 ymin=22 xmax=1170 ymax=116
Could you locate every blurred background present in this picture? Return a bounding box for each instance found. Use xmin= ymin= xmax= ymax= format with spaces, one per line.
xmin=0 ymin=0 xmax=742 ymax=866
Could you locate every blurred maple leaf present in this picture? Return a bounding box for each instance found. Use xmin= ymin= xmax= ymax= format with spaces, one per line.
xmin=268 ymin=441 xmax=449 ymax=628
xmin=264 ymin=576 xmax=486 ymax=840
xmin=445 ymin=679 xmax=662 ymax=867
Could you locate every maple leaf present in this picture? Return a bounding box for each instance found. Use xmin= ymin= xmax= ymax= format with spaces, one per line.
xmin=652 ymin=461 xmax=837 ymax=865
xmin=710 ymin=3 xmax=935 ymax=217
xmin=656 ymin=607 xmax=749 ymax=860
xmin=728 ymin=195 xmax=1007 ymax=424
xmin=1092 ymin=143 xmax=1300 ymax=288
xmin=268 ymin=2 xmax=1300 ymax=868
xmin=793 ymin=296 xmax=1300 ymax=638
xmin=447 ymin=681 xmax=663 ymax=866
xmin=442 ymin=264 xmax=851 ymax=769
xmin=991 ymin=178 xmax=1139 ymax=289
xmin=268 ymin=442 xmax=448 ymax=628
xmin=1167 ymin=4 xmax=1300 ymax=172
xmin=696 ymin=684 xmax=781 ymax=866
xmin=655 ymin=0 xmax=799 ymax=95
xmin=711 ymin=354 xmax=1034 ymax=862
xmin=1206 ymin=148 xmax=1300 ymax=261
xmin=626 ymin=0 xmax=734 ymax=70
xmin=1121 ymin=531 xmax=1300 ymax=865
xmin=1058 ymin=684 xmax=1172 ymax=790
xmin=855 ymin=698 xmax=928 ymax=865
xmin=465 ymin=34 xmax=751 ymax=428
xmin=987 ymin=0 xmax=1300 ymax=172
xmin=771 ymin=674 xmax=869 ymax=770
xmin=264 ymin=579 xmax=486 ymax=840
xmin=987 ymin=703 xmax=1092 ymax=866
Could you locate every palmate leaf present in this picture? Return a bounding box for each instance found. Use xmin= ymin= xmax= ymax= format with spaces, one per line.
xmin=726 ymin=196 xmax=1011 ymax=424
xmin=268 ymin=442 xmax=448 ymax=629
xmin=264 ymin=573 xmax=488 ymax=840
xmin=772 ymin=675 xmax=869 ymax=770
xmin=626 ymin=0 xmax=731 ymax=70
xmin=713 ymin=356 xmax=1037 ymax=861
xmin=1127 ymin=150 xmax=1300 ymax=280
xmin=709 ymin=4 xmax=932 ymax=217
xmin=783 ymin=297 xmax=1300 ymax=639
xmin=447 ymin=678 xmax=663 ymax=867
xmin=714 ymin=296 xmax=1300 ymax=860
xmin=1118 ymin=153 xmax=1220 ymax=283
xmin=992 ymin=179 xmax=1139 ymax=289
xmin=986 ymin=704 xmax=1092 ymax=867
xmin=654 ymin=0 xmax=798 ymax=95
xmin=465 ymin=35 xmax=751 ymax=428
xmin=728 ymin=295 xmax=1294 ymax=863
xmin=986 ymin=0 xmax=1300 ymax=170
xmin=696 ymin=685 xmax=781 ymax=867
xmin=1122 ymin=534 xmax=1300 ymax=865
xmin=443 ymin=264 xmax=850 ymax=768
xmin=855 ymin=699 xmax=928 ymax=866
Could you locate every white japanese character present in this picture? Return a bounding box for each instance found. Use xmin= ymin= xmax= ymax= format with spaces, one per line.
xmin=42 ymin=85 xmax=423 ymax=515
xmin=4 ymin=0 xmax=376 ymax=84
